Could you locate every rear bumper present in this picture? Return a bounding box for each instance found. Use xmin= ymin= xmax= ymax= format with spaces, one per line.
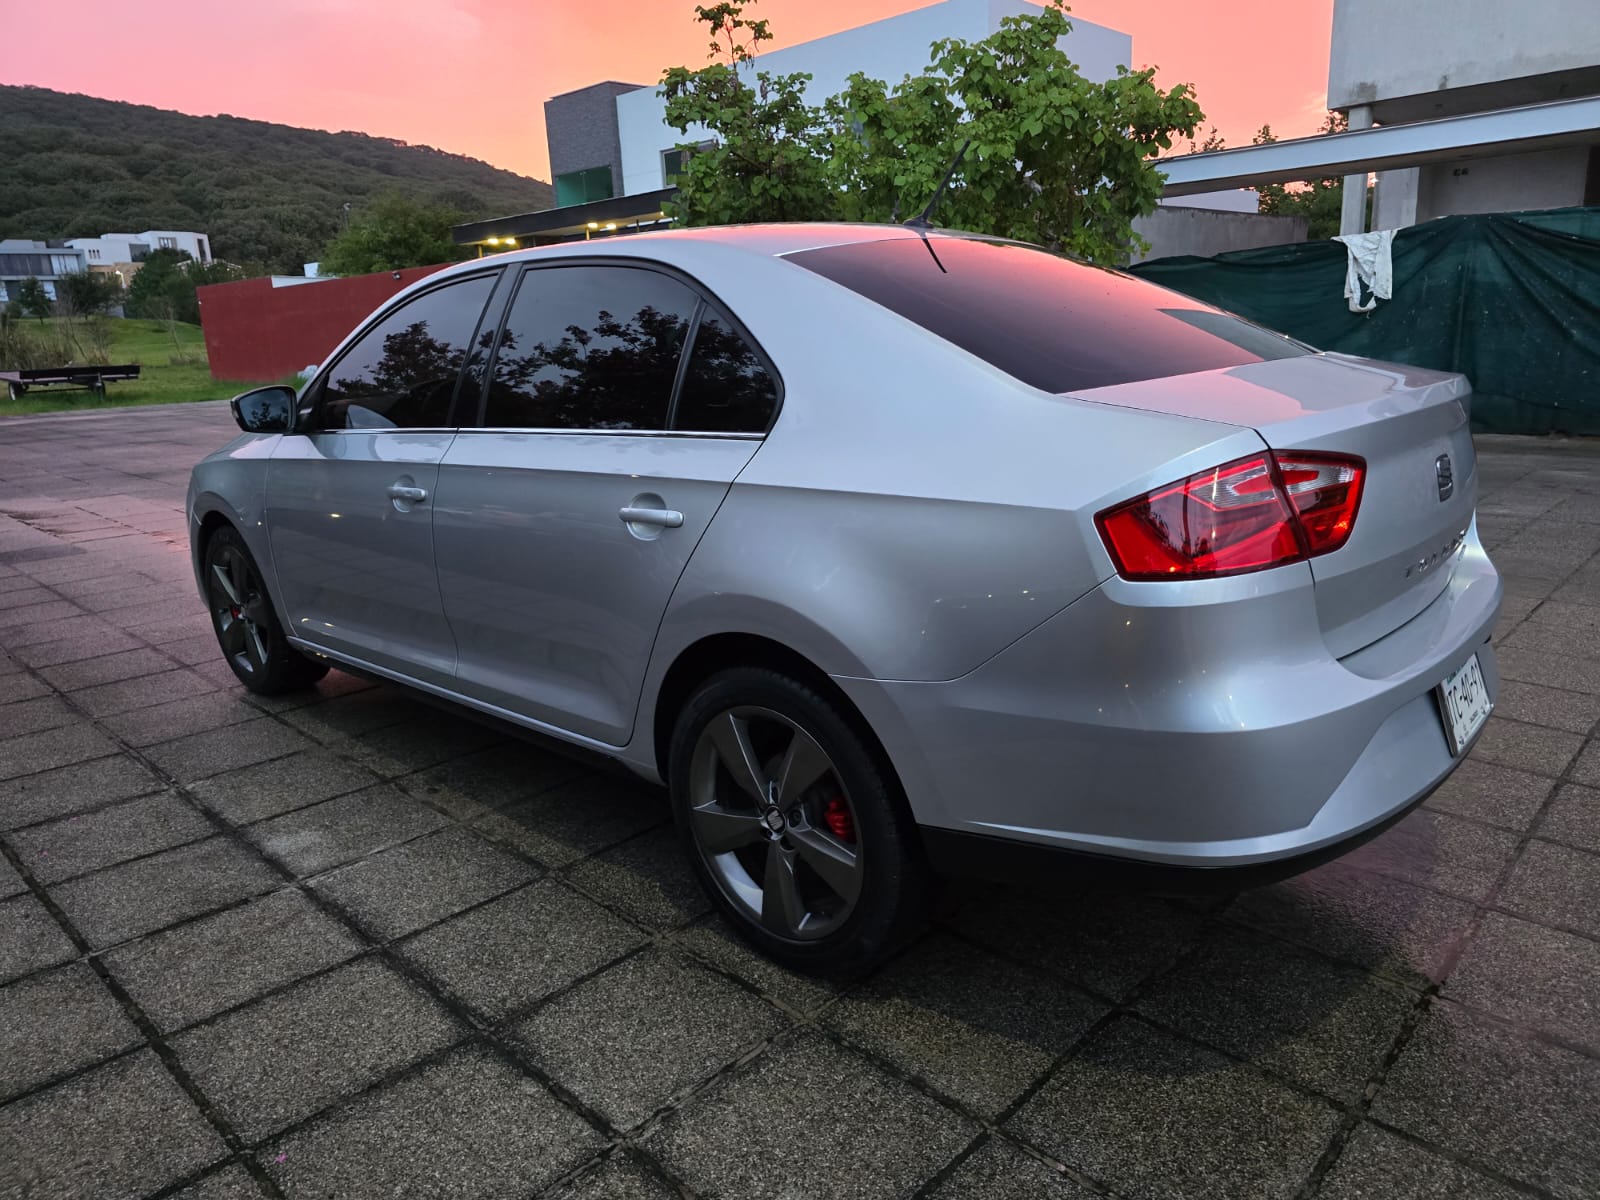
xmin=834 ymin=526 xmax=1502 ymax=870
xmin=919 ymin=773 xmax=1440 ymax=892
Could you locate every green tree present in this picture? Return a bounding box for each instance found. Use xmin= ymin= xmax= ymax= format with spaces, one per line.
xmin=124 ymin=247 xmax=196 ymax=321
xmin=319 ymin=193 xmax=469 ymax=276
xmin=123 ymin=248 xmax=243 ymax=324
xmin=660 ymin=1 xmax=1204 ymax=262
xmin=828 ymin=3 xmax=1203 ymax=260
xmin=13 ymin=277 xmax=52 ymax=320
xmin=56 ymin=270 xmax=122 ymax=316
xmin=660 ymin=5 xmax=837 ymax=225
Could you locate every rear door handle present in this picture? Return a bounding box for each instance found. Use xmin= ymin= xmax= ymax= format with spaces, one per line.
xmin=618 ymin=505 xmax=683 ymax=528
xmin=387 ymin=484 xmax=428 ymax=502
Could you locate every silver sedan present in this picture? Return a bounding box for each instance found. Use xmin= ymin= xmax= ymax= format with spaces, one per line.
xmin=188 ymin=224 xmax=1501 ymax=970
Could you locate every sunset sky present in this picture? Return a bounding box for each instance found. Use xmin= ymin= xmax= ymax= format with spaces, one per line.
xmin=6 ymin=0 xmax=1335 ymax=181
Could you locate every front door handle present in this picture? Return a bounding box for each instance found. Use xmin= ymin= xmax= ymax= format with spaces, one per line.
xmin=387 ymin=484 xmax=428 ymax=503
xmin=618 ymin=505 xmax=683 ymax=529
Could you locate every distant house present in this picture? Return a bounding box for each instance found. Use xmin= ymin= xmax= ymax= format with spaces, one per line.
xmin=0 ymin=239 xmax=88 ymax=309
xmin=66 ymin=229 xmax=215 ymax=290
xmin=0 ymin=229 xmax=213 ymax=311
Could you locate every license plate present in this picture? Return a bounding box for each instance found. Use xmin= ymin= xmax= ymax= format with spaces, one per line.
xmin=1436 ymin=654 xmax=1491 ymax=756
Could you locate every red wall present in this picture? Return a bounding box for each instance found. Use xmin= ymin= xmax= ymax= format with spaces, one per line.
xmin=197 ymin=263 xmax=450 ymax=382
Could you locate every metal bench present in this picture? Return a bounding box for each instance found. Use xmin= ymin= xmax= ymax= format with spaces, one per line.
xmin=1 ymin=364 xmax=141 ymax=402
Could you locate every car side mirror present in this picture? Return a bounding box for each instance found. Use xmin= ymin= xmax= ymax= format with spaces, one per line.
xmin=230 ymin=385 xmax=297 ymax=434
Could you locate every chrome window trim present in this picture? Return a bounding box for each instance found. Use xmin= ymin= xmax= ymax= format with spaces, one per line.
xmin=291 ymin=427 xmax=460 ymax=437
xmin=293 ymin=427 xmax=762 ymax=441
xmin=453 ymin=427 xmax=763 ymax=441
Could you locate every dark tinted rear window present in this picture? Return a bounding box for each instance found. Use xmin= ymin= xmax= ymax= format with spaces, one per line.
xmin=673 ymin=305 xmax=779 ymax=433
xmin=788 ymin=236 xmax=1308 ymax=393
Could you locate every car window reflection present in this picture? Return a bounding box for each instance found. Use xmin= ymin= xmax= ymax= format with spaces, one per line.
xmin=675 ymin=307 xmax=778 ymax=433
xmin=319 ymin=275 xmax=495 ymax=430
xmin=483 ymin=266 xmax=696 ymax=431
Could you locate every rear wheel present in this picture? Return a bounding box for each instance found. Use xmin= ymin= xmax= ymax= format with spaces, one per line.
xmin=668 ymin=667 xmax=927 ymax=972
xmin=203 ymin=525 xmax=328 ymax=695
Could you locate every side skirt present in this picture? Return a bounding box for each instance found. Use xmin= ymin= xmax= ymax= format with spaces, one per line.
xmin=285 ymin=637 xmax=656 ymax=784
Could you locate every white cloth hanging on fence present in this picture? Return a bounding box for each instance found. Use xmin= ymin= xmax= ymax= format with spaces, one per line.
xmin=1333 ymin=229 xmax=1396 ymax=313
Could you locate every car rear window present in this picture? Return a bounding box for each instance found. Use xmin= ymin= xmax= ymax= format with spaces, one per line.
xmin=787 ymin=236 xmax=1310 ymax=393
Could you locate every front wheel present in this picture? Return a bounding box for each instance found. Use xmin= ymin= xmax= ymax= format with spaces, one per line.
xmin=203 ymin=525 xmax=329 ymax=695
xmin=668 ymin=667 xmax=928 ymax=973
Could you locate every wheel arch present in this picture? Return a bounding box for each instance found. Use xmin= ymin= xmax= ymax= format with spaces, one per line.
xmin=649 ymin=632 xmax=904 ymax=801
xmin=189 ymin=497 xmax=291 ymax=634
xmin=195 ymin=507 xmax=234 ymax=553
xmin=189 ymin=501 xmax=240 ymax=600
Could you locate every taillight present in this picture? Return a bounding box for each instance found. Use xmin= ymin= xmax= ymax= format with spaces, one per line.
xmin=1273 ymin=454 xmax=1363 ymax=555
xmin=1096 ymin=451 xmax=1365 ymax=581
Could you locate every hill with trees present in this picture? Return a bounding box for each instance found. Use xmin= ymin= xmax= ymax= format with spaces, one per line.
xmin=0 ymin=85 xmax=552 ymax=273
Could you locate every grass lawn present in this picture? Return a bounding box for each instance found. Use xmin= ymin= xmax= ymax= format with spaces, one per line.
xmin=0 ymin=318 xmax=272 ymax=416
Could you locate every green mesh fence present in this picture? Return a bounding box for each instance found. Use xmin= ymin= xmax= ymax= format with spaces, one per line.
xmin=1129 ymin=207 xmax=1600 ymax=435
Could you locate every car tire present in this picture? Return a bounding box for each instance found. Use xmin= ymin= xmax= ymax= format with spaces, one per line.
xmin=202 ymin=524 xmax=329 ymax=695
xmin=668 ymin=667 xmax=928 ymax=973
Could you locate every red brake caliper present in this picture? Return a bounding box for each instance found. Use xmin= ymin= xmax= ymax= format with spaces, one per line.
xmin=822 ymin=795 xmax=855 ymax=842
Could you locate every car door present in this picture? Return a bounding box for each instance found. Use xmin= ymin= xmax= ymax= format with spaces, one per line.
xmin=432 ymin=261 xmax=781 ymax=745
xmin=266 ymin=270 xmax=502 ymax=686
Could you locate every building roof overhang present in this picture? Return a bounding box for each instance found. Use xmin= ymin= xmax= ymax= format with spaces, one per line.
xmin=1157 ymin=94 xmax=1600 ymax=196
xmin=452 ymin=189 xmax=677 ymax=245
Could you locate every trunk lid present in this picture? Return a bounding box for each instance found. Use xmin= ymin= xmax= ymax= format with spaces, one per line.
xmin=1074 ymin=353 xmax=1477 ymax=657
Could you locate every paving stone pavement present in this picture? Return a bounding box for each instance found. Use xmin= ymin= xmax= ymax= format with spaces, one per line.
xmin=0 ymin=405 xmax=1597 ymax=1199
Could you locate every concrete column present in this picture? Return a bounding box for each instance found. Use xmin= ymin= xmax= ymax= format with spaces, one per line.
xmin=1340 ymin=104 xmax=1374 ymax=236
xmin=1373 ymin=167 xmax=1420 ymax=230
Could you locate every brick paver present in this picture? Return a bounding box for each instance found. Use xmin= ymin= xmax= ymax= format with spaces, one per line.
xmin=1 ymin=406 xmax=1597 ymax=1198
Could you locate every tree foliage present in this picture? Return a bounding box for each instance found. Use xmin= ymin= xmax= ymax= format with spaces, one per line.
xmin=660 ymin=8 xmax=838 ymax=224
xmin=319 ymin=193 xmax=471 ymax=276
xmin=833 ymin=6 xmax=1205 ymax=260
xmin=0 ymin=85 xmax=552 ymax=273
xmin=56 ymin=270 xmax=122 ymax=316
xmin=124 ymin=248 xmax=243 ymax=324
xmin=661 ymin=1 xmax=1204 ymax=262
xmin=12 ymin=278 xmax=52 ymax=321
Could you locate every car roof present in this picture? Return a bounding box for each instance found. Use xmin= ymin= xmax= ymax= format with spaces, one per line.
xmin=476 ymin=222 xmax=934 ymax=269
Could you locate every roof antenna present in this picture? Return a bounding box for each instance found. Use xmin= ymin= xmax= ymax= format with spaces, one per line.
xmin=904 ymin=138 xmax=971 ymax=231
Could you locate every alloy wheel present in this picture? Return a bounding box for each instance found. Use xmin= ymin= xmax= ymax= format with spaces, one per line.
xmin=207 ymin=544 xmax=271 ymax=677
xmin=687 ymin=706 xmax=863 ymax=940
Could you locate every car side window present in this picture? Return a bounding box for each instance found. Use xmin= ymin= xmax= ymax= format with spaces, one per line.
xmin=483 ymin=265 xmax=696 ymax=430
xmin=315 ymin=274 xmax=496 ymax=431
xmin=672 ymin=304 xmax=779 ymax=433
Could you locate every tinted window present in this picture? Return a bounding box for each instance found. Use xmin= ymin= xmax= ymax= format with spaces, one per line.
xmin=483 ymin=266 xmax=695 ymax=430
xmin=673 ymin=306 xmax=778 ymax=433
xmin=318 ymin=275 xmax=495 ymax=430
xmin=788 ymin=237 xmax=1309 ymax=393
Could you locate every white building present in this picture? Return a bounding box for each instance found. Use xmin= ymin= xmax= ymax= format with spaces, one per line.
xmin=1330 ymin=0 xmax=1600 ymax=229
xmin=457 ymin=0 xmax=1262 ymax=250
xmin=67 ymin=229 xmax=214 ymax=269
xmin=0 ymin=239 xmax=88 ymax=307
xmin=1156 ymin=0 xmax=1600 ymax=236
